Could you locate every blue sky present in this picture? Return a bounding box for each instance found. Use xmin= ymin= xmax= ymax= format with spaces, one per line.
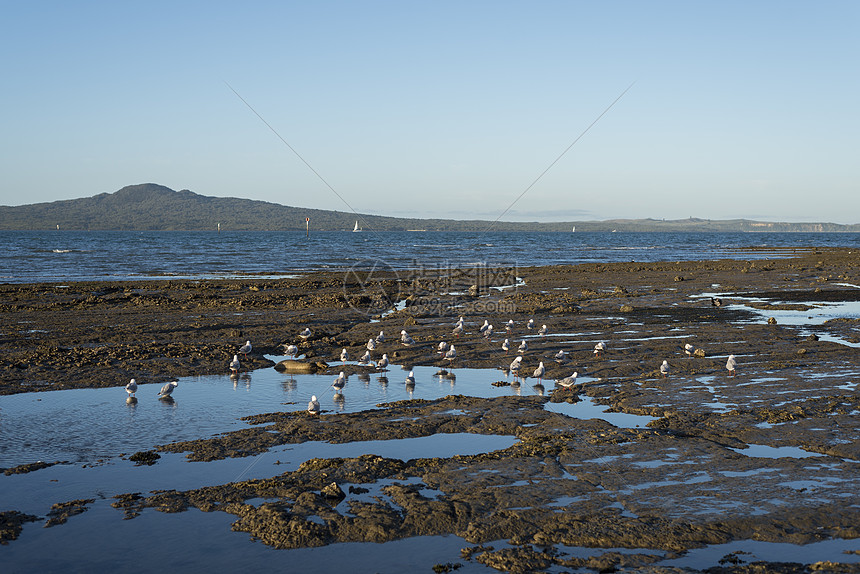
xmin=2 ymin=1 xmax=858 ymax=223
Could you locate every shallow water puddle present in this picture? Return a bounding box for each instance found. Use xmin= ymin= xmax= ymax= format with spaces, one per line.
xmin=0 ymin=505 xmax=501 ymax=573
xmin=544 ymin=394 xmax=656 ymax=428
xmin=729 ymin=444 xmax=825 ymax=459
xmin=0 ymin=433 xmax=517 ymax=516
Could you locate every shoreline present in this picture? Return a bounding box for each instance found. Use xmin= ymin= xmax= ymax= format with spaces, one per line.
xmin=3 ymin=247 xmax=860 ymax=571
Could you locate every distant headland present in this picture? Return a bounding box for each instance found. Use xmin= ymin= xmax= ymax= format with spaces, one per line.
xmin=1 ymin=183 xmax=857 ymax=232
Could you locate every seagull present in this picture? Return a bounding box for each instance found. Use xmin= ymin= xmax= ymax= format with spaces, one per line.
xmin=660 ymin=360 xmax=670 ymax=378
xmin=332 ymin=371 xmax=346 ymax=391
xmin=455 ymin=316 xmax=464 ymax=326
xmin=452 ymin=323 xmax=464 ymax=338
xmin=375 ymin=330 xmax=385 ymax=344
xmin=340 ymin=348 xmax=349 ymax=363
xmin=229 ymin=354 xmax=241 ymax=374
xmin=532 ymin=361 xmax=545 ymax=382
xmin=239 ymin=340 xmax=252 ymax=359
xmin=594 ymin=342 xmax=606 ymax=357
xmin=307 ymin=395 xmax=320 ymax=415
xmin=377 ymin=353 xmax=389 ymax=371
xmin=502 ymin=339 xmax=511 ymax=354
xmin=479 ymin=320 xmax=490 ymax=334
xmin=518 ymin=340 xmax=528 ymax=353
xmin=299 ymin=327 xmax=312 ymax=340
xmin=367 ymin=338 xmax=376 ymax=351
xmin=554 ymin=350 xmax=568 ymax=364
xmin=157 ymin=381 xmax=178 ymax=398
xmin=284 ymin=344 xmax=298 ymax=358
xmin=125 ymin=378 xmax=138 ymax=397
xmin=684 ymin=343 xmax=695 ymax=357
xmin=538 ymin=324 xmax=548 ymax=336
xmin=527 ymin=319 xmax=535 ymax=330
xmin=405 ymin=370 xmax=416 ymax=385
xmin=509 ymin=356 xmax=523 ymax=382
xmin=726 ymin=354 xmax=737 ymax=376
xmin=483 ymin=324 xmax=494 ymax=339
xmin=556 ymin=371 xmax=578 ymax=388
xmin=360 ymin=350 xmax=371 ymax=364
xmin=438 ymin=341 xmax=449 ymax=355
xmin=444 ymin=345 xmax=457 ymax=361
xmin=400 ymin=330 xmax=415 ymax=346
xmin=505 ymin=319 xmax=514 ymax=332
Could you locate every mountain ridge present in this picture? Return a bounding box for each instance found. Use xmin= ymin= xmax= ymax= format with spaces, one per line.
xmin=1 ymin=183 xmax=857 ymax=232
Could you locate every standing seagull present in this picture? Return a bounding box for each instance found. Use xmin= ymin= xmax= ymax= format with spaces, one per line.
xmin=444 ymin=345 xmax=457 ymax=362
xmin=367 ymin=338 xmax=377 ymax=352
xmin=502 ymin=339 xmax=511 ymax=354
xmin=554 ymin=350 xmax=568 ymax=364
xmin=376 ymin=353 xmax=389 ymax=371
xmin=239 ymin=340 xmax=252 ymax=359
xmin=284 ymin=344 xmax=298 ymax=358
xmin=229 ymin=354 xmax=241 ymax=374
xmin=726 ymin=354 xmax=737 ymax=376
xmin=452 ymin=323 xmax=464 ymax=338
xmin=157 ymin=381 xmax=178 ymax=398
xmin=505 ymin=319 xmax=514 ymax=333
xmin=400 ymin=330 xmax=415 ymax=346
xmin=340 ymin=348 xmax=349 ymax=363
xmin=660 ymin=360 xmax=670 ymax=378
xmin=360 ymin=350 xmax=372 ymax=364
xmin=509 ymin=356 xmax=523 ymax=382
xmin=556 ymin=372 xmax=578 ymax=388
xmin=479 ymin=320 xmax=490 ymax=334
xmin=307 ymin=395 xmax=320 ymax=415
xmin=299 ymin=327 xmax=312 ymax=340
xmin=375 ymin=330 xmax=385 ymax=344
xmin=518 ymin=340 xmax=528 ymax=354
xmin=527 ymin=319 xmax=535 ymax=330
xmin=438 ymin=341 xmax=450 ymax=355
xmin=125 ymin=378 xmax=138 ymax=398
xmin=405 ymin=370 xmax=416 ymax=385
xmin=483 ymin=324 xmax=494 ymax=339
xmin=532 ymin=361 xmax=546 ymax=383
xmin=332 ymin=371 xmax=346 ymax=391
xmin=684 ymin=343 xmax=695 ymax=358
xmin=538 ymin=324 xmax=548 ymax=337
xmin=594 ymin=342 xmax=606 ymax=357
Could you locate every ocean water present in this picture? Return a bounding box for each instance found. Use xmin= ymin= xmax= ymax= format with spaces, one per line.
xmin=1 ymin=229 xmax=859 ymax=283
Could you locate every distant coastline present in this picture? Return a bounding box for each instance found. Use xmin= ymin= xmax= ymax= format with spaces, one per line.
xmin=2 ymin=183 xmax=858 ymax=232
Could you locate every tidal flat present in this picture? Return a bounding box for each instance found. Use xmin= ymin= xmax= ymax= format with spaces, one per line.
xmin=2 ymin=247 xmax=860 ymax=572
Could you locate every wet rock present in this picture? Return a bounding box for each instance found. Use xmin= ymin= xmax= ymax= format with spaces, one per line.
xmin=320 ymin=481 xmax=345 ymax=501
xmin=274 ymin=360 xmax=328 ymax=374
xmin=2 ymin=460 xmax=55 ymax=475
xmin=0 ymin=511 xmax=40 ymax=544
xmin=44 ymin=499 xmax=95 ymax=527
xmin=620 ymin=304 xmax=635 ymax=312
xmin=128 ymin=450 xmax=160 ymax=466
xmin=768 ymin=317 xmax=778 ymax=324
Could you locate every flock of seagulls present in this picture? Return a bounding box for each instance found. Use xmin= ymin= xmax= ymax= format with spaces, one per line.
xmin=126 ymin=310 xmax=742 ymax=413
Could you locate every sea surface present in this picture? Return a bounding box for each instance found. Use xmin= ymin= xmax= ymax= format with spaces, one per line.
xmin=2 ymin=229 xmax=860 ymax=283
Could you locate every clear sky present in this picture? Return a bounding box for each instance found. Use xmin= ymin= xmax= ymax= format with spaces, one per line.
xmin=2 ymin=1 xmax=858 ymax=223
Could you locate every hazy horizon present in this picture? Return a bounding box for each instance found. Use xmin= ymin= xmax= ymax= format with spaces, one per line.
xmin=2 ymin=2 xmax=858 ymax=223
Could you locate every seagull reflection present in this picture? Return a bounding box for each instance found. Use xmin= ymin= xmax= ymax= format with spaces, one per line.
xmin=377 ymin=375 xmax=389 ymax=388
xmin=532 ymin=383 xmax=545 ymax=396
xmin=358 ymin=373 xmax=371 ymax=385
xmin=280 ymin=377 xmax=297 ymax=392
xmin=333 ymin=392 xmax=345 ymax=411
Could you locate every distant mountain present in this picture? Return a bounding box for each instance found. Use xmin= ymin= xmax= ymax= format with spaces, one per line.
xmin=0 ymin=184 xmax=857 ymax=232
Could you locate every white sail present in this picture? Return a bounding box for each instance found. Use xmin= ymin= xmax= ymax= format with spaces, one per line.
xmin=353 ymin=220 xmax=361 ymax=232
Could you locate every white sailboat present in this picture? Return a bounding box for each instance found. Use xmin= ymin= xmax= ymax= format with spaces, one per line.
xmin=353 ymin=220 xmax=361 ymax=232
xmin=572 ymin=226 xmax=575 ymax=232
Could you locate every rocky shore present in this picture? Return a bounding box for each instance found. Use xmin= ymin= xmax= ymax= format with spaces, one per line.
xmin=2 ymin=247 xmax=860 ymax=572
